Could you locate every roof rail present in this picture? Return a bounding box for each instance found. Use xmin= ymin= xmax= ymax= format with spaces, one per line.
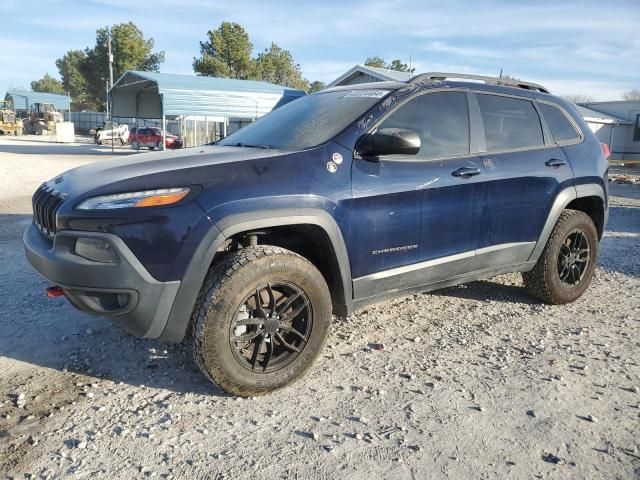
xmin=409 ymin=72 xmax=550 ymax=94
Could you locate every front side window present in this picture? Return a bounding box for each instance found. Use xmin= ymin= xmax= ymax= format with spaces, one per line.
xmin=377 ymin=91 xmax=470 ymax=159
xmin=634 ymin=114 xmax=640 ymax=142
xmin=477 ymin=94 xmax=544 ymax=152
xmin=539 ymin=103 xmax=580 ymax=143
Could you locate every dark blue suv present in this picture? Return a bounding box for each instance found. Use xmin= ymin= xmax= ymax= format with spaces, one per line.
xmin=24 ymin=73 xmax=608 ymax=396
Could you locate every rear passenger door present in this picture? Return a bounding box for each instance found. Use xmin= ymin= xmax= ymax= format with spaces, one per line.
xmin=472 ymin=92 xmax=574 ymax=270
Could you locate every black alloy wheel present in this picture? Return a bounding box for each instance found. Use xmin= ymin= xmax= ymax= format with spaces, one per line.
xmin=230 ymin=282 xmax=312 ymax=373
xmin=557 ymin=229 xmax=591 ymax=287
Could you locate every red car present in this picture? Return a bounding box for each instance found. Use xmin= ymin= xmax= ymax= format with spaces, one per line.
xmin=129 ymin=127 xmax=183 ymax=150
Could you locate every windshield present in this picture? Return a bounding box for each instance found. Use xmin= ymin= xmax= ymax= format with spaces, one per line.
xmin=218 ymin=89 xmax=391 ymax=150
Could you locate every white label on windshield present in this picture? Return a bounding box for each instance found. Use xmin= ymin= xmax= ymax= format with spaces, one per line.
xmin=344 ymin=90 xmax=388 ymax=98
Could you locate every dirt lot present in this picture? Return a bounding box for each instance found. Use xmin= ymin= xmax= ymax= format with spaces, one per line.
xmin=0 ymin=137 xmax=639 ymax=479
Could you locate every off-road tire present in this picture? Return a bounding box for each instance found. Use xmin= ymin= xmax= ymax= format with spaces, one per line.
xmin=523 ymin=209 xmax=598 ymax=304
xmin=191 ymin=246 xmax=332 ymax=396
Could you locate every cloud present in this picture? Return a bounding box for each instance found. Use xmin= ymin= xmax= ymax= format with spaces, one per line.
xmin=2 ymin=0 xmax=638 ymax=101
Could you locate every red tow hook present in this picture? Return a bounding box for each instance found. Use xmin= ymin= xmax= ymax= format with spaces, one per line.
xmin=46 ymin=286 xmax=65 ymax=298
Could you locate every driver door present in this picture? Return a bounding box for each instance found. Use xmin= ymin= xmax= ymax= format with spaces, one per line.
xmin=348 ymin=90 xmax=484 ymax=299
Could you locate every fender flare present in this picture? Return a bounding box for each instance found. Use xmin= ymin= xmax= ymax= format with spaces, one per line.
xmin=159 ymin=208 xmax=352 ymax=342
xmin=527 ymin=183 xmax=606 ymax=263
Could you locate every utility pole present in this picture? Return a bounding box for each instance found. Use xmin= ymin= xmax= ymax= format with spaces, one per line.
xmin=107 ymin=29 xmax=114 ymax=88
xmin=106 ymin=29 xmax=114 ymax=152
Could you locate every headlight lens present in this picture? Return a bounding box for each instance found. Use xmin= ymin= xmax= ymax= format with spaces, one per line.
xmin=76 ymin=187 xmax=190 ymax=210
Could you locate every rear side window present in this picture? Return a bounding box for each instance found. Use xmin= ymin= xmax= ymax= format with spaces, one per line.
xmin=539 ymin=103 xmax=580 ymax=143
xmin=378 ymin=91 xmax=469 ymax=159
xmin=477 ymin=94 xmax=544 ymax=152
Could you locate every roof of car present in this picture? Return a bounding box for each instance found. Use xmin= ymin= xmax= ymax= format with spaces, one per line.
xmin=323 ymin=72 xmax=552 ymax=99
xmin=322 ymin=78 xmax=559 ymax=104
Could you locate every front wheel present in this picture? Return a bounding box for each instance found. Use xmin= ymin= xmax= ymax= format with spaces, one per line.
xmin=191 ymin=246 xmax=332 ymax=396
xmin=523 ymin=209 xmax=598 ymax=304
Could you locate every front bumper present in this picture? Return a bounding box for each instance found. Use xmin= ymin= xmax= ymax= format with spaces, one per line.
xmin=23 ymin=223 xmax=180 ymax=338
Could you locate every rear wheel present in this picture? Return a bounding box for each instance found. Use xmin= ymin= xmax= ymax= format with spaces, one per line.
xmin=523 ymin=209 xmax=598 ymax=304
xmin=191 ymin=246 xmax=332 ymax=396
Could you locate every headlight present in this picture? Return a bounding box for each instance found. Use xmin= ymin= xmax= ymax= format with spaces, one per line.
xmin=76 ymin=187 xmax=190 ymax=210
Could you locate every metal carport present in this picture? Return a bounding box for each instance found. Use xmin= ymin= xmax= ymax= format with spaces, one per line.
xmin=109 ymin=70 xmax=305 ymax=149
xmin=5 ymin=90 xmax=71 ymax=114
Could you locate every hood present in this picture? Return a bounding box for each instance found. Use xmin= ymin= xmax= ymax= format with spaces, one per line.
xmin=47 ymin=145 xmax=291 ymax=199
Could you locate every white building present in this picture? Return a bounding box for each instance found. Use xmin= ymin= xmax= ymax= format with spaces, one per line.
xmin=327 ymin=65 xmax=412 ymax=87
xmin=577 ymin=101 xmax=640 ymax=161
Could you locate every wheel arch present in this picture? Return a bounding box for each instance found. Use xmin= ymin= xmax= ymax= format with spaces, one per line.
xmin=528 ymin=183 xmax=606 ymax=263
xmin=159 ymin=209 xmax=352 ymax=342
xmin=565 ymin=196 xmax=605 ymax=239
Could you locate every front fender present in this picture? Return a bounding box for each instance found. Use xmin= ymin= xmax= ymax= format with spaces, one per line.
xmin=159 ymin=204 xmax=352 ymax=342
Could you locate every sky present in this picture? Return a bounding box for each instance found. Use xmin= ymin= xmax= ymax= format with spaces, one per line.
xmin=2 ymin=0 xmax=639 ymax=101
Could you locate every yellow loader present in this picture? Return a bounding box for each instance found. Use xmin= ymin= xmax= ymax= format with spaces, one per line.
xmin=0 ymin=101 xmax=23 ymax=136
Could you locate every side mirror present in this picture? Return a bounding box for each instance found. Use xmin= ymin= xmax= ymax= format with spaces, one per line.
xmin=357 ymin=128 xmax=421 ymax=158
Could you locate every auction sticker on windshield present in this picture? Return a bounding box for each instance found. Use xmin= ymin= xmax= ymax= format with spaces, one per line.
xmin=344 ymin=90 xmax=388 ymax=98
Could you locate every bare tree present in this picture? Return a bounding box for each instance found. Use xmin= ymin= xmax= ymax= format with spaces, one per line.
xmin=563 ymin=94 xmax=595 ymax=104
xmin=621 ymin=89 xmax=640 ymax=101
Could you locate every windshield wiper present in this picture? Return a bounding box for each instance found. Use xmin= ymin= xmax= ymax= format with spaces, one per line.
xmin=234 ymin=142 xmax=270 ymax=149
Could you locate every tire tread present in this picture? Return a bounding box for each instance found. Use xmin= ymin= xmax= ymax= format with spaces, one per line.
xmin=191 ymin=246 xmax=327 ymax=396
xmin=523 ymin=209 xmax=596 ymax=304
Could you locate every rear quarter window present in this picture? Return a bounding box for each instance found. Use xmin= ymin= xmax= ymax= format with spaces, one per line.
xmin=539 ymin=103 xmax=581 ymax=143
xmin=476 ymin=94 xmax=544 ymax=152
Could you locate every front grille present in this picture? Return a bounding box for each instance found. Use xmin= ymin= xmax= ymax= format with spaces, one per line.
xmin=32 ymin=184 xmax=65 ymax=238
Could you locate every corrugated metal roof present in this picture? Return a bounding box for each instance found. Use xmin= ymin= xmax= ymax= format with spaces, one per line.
xmin=110 ymin=71 xmax=305 ymax=118
xmin=576 ymin=105 xmax=632 ymax=125
xmin=4 ymin=90 xmax=70 ymax=112
xmin=126 ymin=70 xmax=305 ymax=95
xmin=362 ymin=66 xmax=413 ymax=81
xmin=327 ymin=65 xmax=413 ymax=86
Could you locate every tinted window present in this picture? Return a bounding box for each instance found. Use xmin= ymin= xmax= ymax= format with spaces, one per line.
xmin=634 ymin=114 xmax=640 ymax=142
xmin=219 ymin=89 xmax=390 ymax=150
xmin=378 ymin=92 xmax=469 ymax=158
xmin=477 ymin=94 xmax=544 ymax=151
xmin=539 ymin=103 xmax=580 ymax=143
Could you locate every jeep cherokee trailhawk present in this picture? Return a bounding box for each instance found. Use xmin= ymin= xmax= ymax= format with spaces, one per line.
xmin=24 ymin=73 xmax=608 ymax=396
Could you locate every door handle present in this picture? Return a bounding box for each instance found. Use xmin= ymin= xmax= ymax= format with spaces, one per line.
xmin=545 ymin=158 xmax=567 ymax=168
xmin=452 ymin=167 xmax=481 ymax=178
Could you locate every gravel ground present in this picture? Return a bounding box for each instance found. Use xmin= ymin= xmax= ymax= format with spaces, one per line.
xmin=0 ymin=137 xmax=639 ymax=479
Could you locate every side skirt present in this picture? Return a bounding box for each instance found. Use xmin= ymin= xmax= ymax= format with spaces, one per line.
xmin=353 ymin=242 xmax=535 ymax=299
xmin=346 ymin=261 xmax=536 ymax=315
